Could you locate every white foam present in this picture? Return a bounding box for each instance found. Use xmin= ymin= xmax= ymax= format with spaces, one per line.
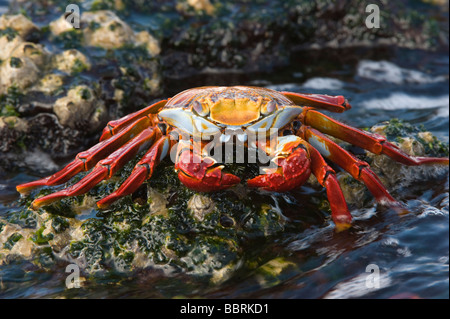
xmin=301 ymin=77 xmax=345 ymax=90
xmin=359 ymin=92 xmax=449 ymax=112
xmin=357 ymin=60 xmax=447 ymax=84
xmin=323 ymin=272 xmax=392 ymax=299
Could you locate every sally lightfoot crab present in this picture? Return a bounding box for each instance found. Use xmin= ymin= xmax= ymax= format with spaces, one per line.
xmin=17 ymin=86 xmax=449 ymax=230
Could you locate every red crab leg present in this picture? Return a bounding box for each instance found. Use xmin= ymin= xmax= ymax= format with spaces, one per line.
xmin=247 ymin=136 xmax=312 ymax=192
xmin=31 ymin=127 xmax=158 ymax=209
xmin=16 ymin=116 xmax=152 ymax=194
xmin=282 ymin=92 xmax=351 ymax=113
xmin=100 ymin=99 xmax=167 ymax=141
xmin=175 ymin=140 xmax=241 ymax=192
xmin=300 ymin=126 xmax=398 ymax=205
xmin=304 ymin=141 xmax=352 ymax=231
xmin=96 ymin=135 xmax=172 ymax=209
xmin=302 ymin=109 xmax=449 ymax=166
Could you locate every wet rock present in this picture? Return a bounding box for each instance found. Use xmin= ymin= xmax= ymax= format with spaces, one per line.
xmin=178 ymin=0 xmax=216 ymax=15
xmin=135 ymin=31 xmax=161 ymax=56
xmin=187 ymin=194 xmax=215 ymax=221
xmin=0 ymin=34 xmax=48 ymax=94
xmin=0 ymin=56 xmax=40 ymax=91
xmin=0 ymin=115 xmax=28 ymax=132
xmin=53 ymin=49 xmax=91 ymax=75
xmin=0 ymin=7 xmax=162 ymax=170
xmin=49 ymin=13 xmax=77 ymax=36
xmin=0 ymin=13 xmax=38 ymax=38
xmin=36 ymin=73 xmax=65 ymax=94
xmin=53 ymin=85 xmax=107 ymax=132
xmin=81 ymin=10 xmax=135 ymax=49
xmin=0 ymin=30 xmax=24 ymax=60
xmin=10 ymin=42 xmax=48 ymax=69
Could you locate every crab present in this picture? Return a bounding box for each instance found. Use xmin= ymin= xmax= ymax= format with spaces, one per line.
xmin=17 ymin=86 xmax=449 ymax=230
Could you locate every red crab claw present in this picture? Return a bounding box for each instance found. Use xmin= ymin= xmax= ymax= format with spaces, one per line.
xmin=248 ymin=143 xmax=312 ymax=192
xmin=175 ymin=150 xmax=240 ymax=192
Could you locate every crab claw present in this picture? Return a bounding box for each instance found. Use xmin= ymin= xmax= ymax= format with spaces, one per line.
xmin=248 ymin=146 xmax=311 ymax=192
xmin=176 ymin=150 xmax=240 ymax=192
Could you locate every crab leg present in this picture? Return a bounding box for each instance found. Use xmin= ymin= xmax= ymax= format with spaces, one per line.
xmin=304 ymin=141 xmax=352 ymax=231
xmin=16 ymin=116 xmax=152 ymax=194
xmin=247 ymin=135 xmax=312 ymax=192
xmin=31 ymin=127 xmax=158 ymax=209
xmin=282 ymin=92 xmax=351 ymax=113
xmin=299 ymin=126 xmax=398 ymax=205
xmin=96 ymin=135 xmax=172 ymax=209
xmin=302 ymin=109 xmax=449 ymax=166
xmin=100 ymin=99 xmax=167 ymax=141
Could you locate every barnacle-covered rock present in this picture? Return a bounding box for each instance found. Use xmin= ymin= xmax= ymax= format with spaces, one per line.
xmin=81 ymin=10 xmax=135 ymax=49
xmin=36 ymin=73 xmax=65 ymax=94
xmin=53 ymin=49 xmax=91 ymax=75
xmin=49 ymin=13 xmax=77 ymax=36
xmin=0 ymin=56 xmax=40 ymax=91
xmin=337 ymin=119 xmax=449 ymax=206
xmin=177 ymin=0 xmax=216 ymax=15
xmin=0 ymin=29 xmax=24 ymax=60
xmin=0 ymin=6 xmax=162 ymax=171
xmin=53 ymin=85 xmax=107 ymax=131
xmin=135 ymin=31 xmax=161 ymax=56
xmin=10 ymin=42 xmax=48 ymax=69
xmin=0 ymin=115 xmax=28 ymax=132
xmin=0 ymin=13 xmax=38 ymax=38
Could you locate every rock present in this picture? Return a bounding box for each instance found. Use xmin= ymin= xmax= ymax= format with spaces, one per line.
xmin=0 ymin=56 xmax=40 ymax=92
xmin=0 ymin=30 xmax=23 ymax=60
xmin=53 ymin=85 xmax=107 ymax=132
xmin=49 ymin=13 xmax=77 ymax=36
xmin=36 ymin=73 xmax=65 ymax=94
xmin=81 ymin=10 xmax=135 ymax=49
xmin=178 ymin=0 xmax=216 ymax=15
xmin=0 ymin=115 xmax=28 ymax=132
xmin=187 ymin=194 xmax=215 ymax=221
xmin=0 ymin=14 xmax=38 ymax=38
xmin=135 ymin=31 xmax=161 ymax=56
xmin=10 ymin=42 xmax=48 ymax=69
xmin=53 ymin=49 xmax=91 ymax=74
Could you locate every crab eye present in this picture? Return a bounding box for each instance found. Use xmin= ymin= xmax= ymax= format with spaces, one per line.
xmin=261 ymin=100 xmax=276 ymax=115
xmin=192 ymin=100 xmax=210 ymax=117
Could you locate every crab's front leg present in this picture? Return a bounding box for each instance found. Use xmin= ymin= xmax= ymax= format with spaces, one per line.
xmin=247 ymin=135 xmax=312 ymax=192
xmin=175 ymin=139 xmax=240 ymax=192
xmin=248 ymin=135 xmax=352 ymax=230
